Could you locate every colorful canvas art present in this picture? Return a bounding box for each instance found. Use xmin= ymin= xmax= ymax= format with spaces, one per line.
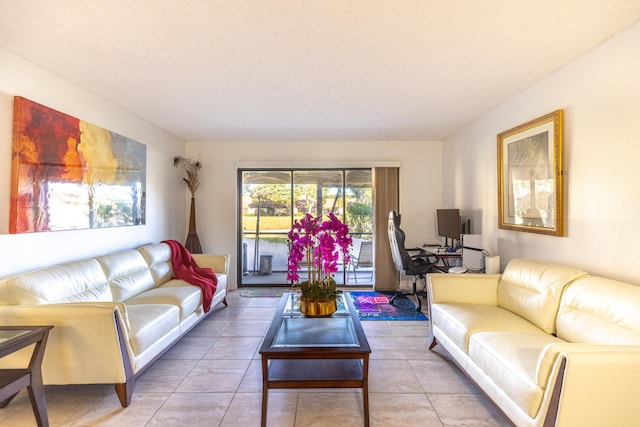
xmin=10 ymin=97 xmax=146 ymax=233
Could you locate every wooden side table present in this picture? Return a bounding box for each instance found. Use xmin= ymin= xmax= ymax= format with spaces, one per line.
xmin=0 ymin=326 xmax=53 ymax=427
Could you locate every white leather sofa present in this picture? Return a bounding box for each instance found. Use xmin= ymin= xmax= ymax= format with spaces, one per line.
xmin=0 ymin=242 xmax=228 ymax=407
xmin=427 ymin=258 xmax=640 ymax=427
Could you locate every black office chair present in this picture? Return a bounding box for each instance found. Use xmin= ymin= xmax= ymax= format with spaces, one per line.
xmin=387 ymin=210 xmax=436 ymax=312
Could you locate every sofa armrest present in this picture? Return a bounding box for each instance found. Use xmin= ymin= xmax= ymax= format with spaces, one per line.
xmin=192 ymin=254 xmax=229 ymax=275
xmin=427 ymin=273 xmax=501 ymax=305
xmin=546 ymin=348 xmax=640 ymax=427
xmin=537 ymin=343 xmax=640 ymax=387
xmin=0 ymin=303 xmax=133 ymax=384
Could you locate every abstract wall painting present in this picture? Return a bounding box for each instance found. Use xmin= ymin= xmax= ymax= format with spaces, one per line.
xmin=10 ymin=97 xmax=146 ymax=233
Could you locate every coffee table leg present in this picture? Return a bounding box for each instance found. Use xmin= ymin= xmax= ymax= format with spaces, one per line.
xmin=363 ymin=356 xmax=370 ymax=427
xmin=27 ymin=384 xmax=49 ymax=427
xmin=29 ymin=332 xmax=50 ymax=427
xmin=261 ymin=357 xmax=268 ymax=427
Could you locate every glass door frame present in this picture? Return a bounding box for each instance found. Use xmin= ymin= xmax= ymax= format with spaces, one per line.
xmin=237 ymin=167 xmax=373 ymax=287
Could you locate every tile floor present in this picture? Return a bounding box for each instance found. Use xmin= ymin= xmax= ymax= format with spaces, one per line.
xmin=0 ymin=291 xmax=511 ymax=426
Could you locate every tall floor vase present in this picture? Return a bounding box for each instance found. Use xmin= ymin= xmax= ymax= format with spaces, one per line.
xmin=185 ymin=197 xmax=202 ymax=254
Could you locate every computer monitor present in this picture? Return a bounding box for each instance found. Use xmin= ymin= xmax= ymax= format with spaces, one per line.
xmin=436 ymin=209 xmax=461 ymax=247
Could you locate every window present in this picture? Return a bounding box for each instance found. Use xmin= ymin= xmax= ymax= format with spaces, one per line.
xmin=238 ymin=168 xmax=373 ymax=287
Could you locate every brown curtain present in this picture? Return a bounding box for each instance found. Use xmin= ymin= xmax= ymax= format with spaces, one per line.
xmin=372 ymin=167 xmax=399 ymax=291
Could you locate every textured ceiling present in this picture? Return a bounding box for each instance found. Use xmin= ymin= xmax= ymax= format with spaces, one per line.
xmin=1 ymin=1 xmax=639 ymax=141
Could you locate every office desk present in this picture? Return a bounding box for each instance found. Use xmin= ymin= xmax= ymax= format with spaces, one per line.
xmin=424 ymin=246 xmax=462 ymax=272
xmin=424 ymin=246 xmax=462 ymax=261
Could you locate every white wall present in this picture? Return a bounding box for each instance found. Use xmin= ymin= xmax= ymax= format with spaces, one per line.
xmin=443 ymin=22 xmax=640 ymax=284
xmin=0 ymin=47 xmax=186 ymax=277
xmin=186 ymin=140 xmax=442 ymax=288
xmin=0 ymin=46 xmax=442 ymax=286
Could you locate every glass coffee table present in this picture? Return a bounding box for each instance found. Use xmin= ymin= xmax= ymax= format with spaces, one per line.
xmin=259 ymin=292 xmax=371 ymax=427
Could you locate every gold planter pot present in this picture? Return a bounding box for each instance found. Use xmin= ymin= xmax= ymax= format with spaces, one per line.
xmin=299 ymin=296 xmax=337 ymax=317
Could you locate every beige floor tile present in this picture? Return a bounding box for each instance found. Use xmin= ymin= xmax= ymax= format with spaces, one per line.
xmin=226 ymin=293 xmax=250 ymax=304
xmin=203 ymin=336 xmax=263 ymax=360
xmin=146 ymin=392 xmax=234 ymax=426
xmin=368 ymin=359 xmax=425 ymax=393
xmin=177 ymin=359 xmax=250 ymax=393
xmin=236 ymin=306 xmax=278 ymax=320
xmin=367 ymin=336 xmax=407 ymax=359
xmin=135 ymin=359 xmax=198 ymax=392
xmin=245 ymin=297 xmax=284 ymax=308
xmin=237 ymin=359 xmax=263 ymax=392
xmin=71 ymin=392 xmax=170 ymax=426
xmin=0 ymin=387 xmax=105 ymax=427
xmin=222 ymin=391 xmax=297 ymax=427
xmin=295 ymin=391 xmax=366 ymax=427
xmin=369 ymin=392 xmax=443 ymax=427
xmin=221 ymin=320 xmax=271 ymax=337
xmin=391 ymin=336 xmax=441 ymax=360
xmin=360 ymin=320 xmax=393 ymax=336
xmin=206 ymin=305 xmax=246 ymax=320
xmin=187 ymin=319 xmax=232 ymax=338
xmin=387 ymin=320 xmax=431 ymax=337
xmin=409 ymin=359 xmax=478 ymax=394
xmin=428 ymin=393 xmax=512 ymax=427
xmin=159 ymin=336 xmax=215 ymax=360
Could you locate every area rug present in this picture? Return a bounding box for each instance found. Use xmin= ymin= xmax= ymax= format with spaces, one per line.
xmin=348 ymin=291 xmax=427 ymax=321
xmin=239 ymin=287 xmax=287 ymax=298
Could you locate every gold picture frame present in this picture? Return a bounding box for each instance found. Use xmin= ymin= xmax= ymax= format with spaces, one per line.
xmin=498 ymin=110 xmax=564 ymax=236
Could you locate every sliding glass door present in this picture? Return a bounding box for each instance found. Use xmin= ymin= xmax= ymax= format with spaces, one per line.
xmin=238 ymin=168 xmax=373 ymax=287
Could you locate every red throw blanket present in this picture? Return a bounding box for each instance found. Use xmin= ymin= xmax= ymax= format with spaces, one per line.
xmin=162 ymin=240 xmax=218 ymax=313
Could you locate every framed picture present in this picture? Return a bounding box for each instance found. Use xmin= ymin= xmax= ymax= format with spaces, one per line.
xmin=10 ymin=97 xmax=146 ymax=233
xmin=498 ymin=110 xmax=564 ymax=236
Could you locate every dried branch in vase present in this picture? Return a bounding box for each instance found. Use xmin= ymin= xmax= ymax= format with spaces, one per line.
xmin=172 ymin=156 xmax=202 ymax=197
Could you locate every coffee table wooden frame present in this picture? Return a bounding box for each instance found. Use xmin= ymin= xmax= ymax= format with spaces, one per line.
xmin=0 ymin=325 xmax=53 ymax=427
xmin=259 ymin=292 xmax=371 ymax=426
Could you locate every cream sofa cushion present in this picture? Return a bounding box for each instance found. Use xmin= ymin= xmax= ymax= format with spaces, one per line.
xmin=1 ymin=259 xmax=112 ymax=304
xmin=428 ymin=273 xmax=500 ymax=305
xmin=97 ymin=250 xmax=156 ymax=302
xmin=138 ymin=243 xmax=174 ymax=285
xmin=498 ymin=259 xmax=586 ymax=334
xmin=125 ymin=303 xmax=180 ymax=355
xmin=557 ymin=276 xmax=640 ymax=345
xmin=126 ymin=281 xmax=202 ymax=321
xmin=470 ymin=331 xmax=564 ymax=417
xmin=431 ymin=302 xmax=546 ymax=352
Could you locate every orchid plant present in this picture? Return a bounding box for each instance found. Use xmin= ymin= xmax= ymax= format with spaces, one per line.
xmin=287 ymin=213 xmax=352 ymax=299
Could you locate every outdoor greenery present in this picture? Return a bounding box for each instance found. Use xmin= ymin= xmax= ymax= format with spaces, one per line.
xmin=243 ymin=184 xmax=372 ymax=232
xmin=242 ymin=215 xmax=291 ymax=232
xmin=346 ymin=202 xmax=372 ymax=234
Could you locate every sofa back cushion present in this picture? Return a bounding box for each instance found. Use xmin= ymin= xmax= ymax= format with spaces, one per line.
xmin=138 ymin=243 xmax=174 ymax=285
xmin=0 ymin=259 xmax=112 ymax=304
xmin=498 ymin=259 xmax=586 ymax=334
xmin=96 ymin=250 xmax=156 ymax=302
xmin=556 ymin=276 xmax=640 ymax=344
